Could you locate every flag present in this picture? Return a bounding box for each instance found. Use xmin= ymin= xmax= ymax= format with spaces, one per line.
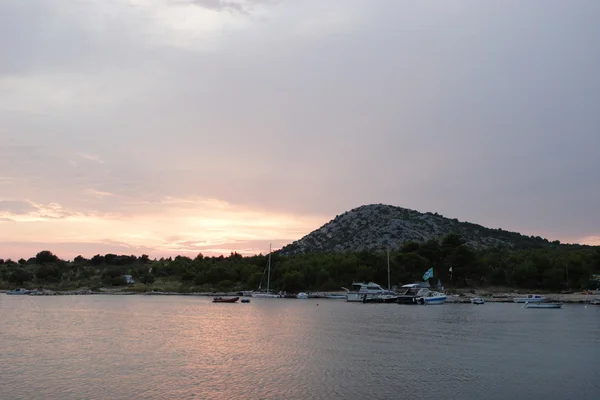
xmin=423 ymin=267 xmax=434 ymax=281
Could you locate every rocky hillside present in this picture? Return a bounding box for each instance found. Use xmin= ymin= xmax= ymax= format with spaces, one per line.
xmin=280 ymin=204 xmax=555 ymax=255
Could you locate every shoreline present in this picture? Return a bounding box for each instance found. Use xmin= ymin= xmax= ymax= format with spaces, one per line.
xmin=2 ymin=288 xmax=599 ymax=303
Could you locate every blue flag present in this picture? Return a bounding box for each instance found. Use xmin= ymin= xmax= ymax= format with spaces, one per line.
xmin=423 ymin=267 xmax=434 ymax=281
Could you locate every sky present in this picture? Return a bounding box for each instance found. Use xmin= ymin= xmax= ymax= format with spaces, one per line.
xmin=1 ymin=0 xmax=599 ymax=260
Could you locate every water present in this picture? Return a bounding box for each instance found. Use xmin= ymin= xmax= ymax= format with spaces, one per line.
xmin=1 ymin=295 xmax=599 ymax=400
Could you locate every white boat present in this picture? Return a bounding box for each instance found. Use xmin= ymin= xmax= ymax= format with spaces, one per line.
xmin=422 ymin=290 xmax=447 ymax=305
xmin=296 ymin=292 xmax=308 ymax=299
xmin=396 ymin=283 xmax=447 ymax=305
xmin=345 ymin=250 xmax=397 ymax=303
xmin=524 ymin=302 xmax=563 ymax=309
xmin=251 ymin=244 xmax=282 ymax=298
xmin=513 ymin=294 xmax=545 ymax=303
xmin=344 ymin=282 xmax=395 ymax=302
xmin=471 ymin=297 xmax=485 ymax=305
xmin=6 ymin=288 xmax=32 ymax=295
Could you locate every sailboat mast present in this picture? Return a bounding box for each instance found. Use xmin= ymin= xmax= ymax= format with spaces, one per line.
xmin=267 ymin=243 xmax=271 ymax=293
xmin=387 ymin=248 xmax=391 ymax=291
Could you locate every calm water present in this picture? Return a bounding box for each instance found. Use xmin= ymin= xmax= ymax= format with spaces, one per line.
xmin=1 ymin=295 xmax=599 ymax=400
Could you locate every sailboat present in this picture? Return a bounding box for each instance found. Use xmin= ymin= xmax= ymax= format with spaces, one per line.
xmin=251 ymin=243 xmax=282 ymax=298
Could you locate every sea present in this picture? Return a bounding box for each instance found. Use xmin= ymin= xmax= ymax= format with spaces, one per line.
xmin=1 ymin=295 xmax=599 ymax=400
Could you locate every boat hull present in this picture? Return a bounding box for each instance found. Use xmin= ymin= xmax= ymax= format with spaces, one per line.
xmin=525 ymin=303 xmax=562 ymax=309
xmin=251 ymin=293 xmax=282 ymax=298
xmin=471 ymin=298 xmax=485 ymax=305
xmin=212 ymin=297 xmax=239 ymax=303
xmin=424 ymin=296 xmax=447 ymax=305
xmin=362 ymin=295 xmax=398 ymax=304
xmin=6 ymin=289 xmax=31 ymax=295
xmin=346 ymin=293 xmax=363 ymax=302
xmin=397 ymin=295 xmax=424 ymax=305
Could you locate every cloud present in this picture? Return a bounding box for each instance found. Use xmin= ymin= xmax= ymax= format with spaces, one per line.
xmin=0 ymin=200 xmax=38 ymax=215
xmin=1 ymin=0 xmax=599 ymax=259
xmin=0 ymin=200 xmax=75 ymax=221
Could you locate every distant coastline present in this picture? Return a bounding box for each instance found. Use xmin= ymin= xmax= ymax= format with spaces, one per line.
xmin=2 ymin=287 xmax=599 ymax=304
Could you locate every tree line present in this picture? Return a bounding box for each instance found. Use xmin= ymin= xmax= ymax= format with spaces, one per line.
xmin=1 ymin=235 xmax=599 ymax=292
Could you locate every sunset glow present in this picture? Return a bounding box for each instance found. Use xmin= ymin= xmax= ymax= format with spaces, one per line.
xmin=1 ymin=0 xmax=599 ymax=260
xmin=0 ymin=197 xmax=325 ymax=260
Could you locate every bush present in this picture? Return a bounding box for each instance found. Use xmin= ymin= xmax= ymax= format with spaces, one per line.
xmin=35 ymin=250 xmax=59 ymax=264
xmin=140 ymin=274 xmax=156 ymax=285
xmin=36 ymin=264 xmax=61 ymax=281
xmin=8 ymin=269 xmax=33 ymax=285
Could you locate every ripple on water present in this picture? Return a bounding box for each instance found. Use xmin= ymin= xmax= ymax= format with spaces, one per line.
xmin=0 ymin=296 xmax=599 ymax=400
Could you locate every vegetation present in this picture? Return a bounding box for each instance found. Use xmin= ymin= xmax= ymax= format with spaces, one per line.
xmin=1 ymin=235 xmax=599 ymax=293
xmin=280 ymin=204 xmax=564 ymax=255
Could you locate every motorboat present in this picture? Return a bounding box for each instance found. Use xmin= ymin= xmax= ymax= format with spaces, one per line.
xmin=471 ymin=297 xmax=485 ymax=305
xmin=343 ymin=282 xmax=396 ymax=302
xmin=212 ymin=296 xmax=239 ymax=303
xmin=6 ymin=288 xmax=32 ymax=295
xmin=422 ymin=290 xmax=447 ymax=305
xmin=362 ymin=294 xmax=398 ymax=303
xmin=513 ymin=294 xmax=545 ymax=303
xmin=524 ymin=302 xmax=562 ymax=309
xmin=296 ymin=292 xmax=308 ymax=299
xmin=396 ymin=284 xmax=446 ymax=305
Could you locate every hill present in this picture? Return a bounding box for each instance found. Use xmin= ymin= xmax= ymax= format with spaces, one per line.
xmin=280 ymin=204 xmax=558 ymax=255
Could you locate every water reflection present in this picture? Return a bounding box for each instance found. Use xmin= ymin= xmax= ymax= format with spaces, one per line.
xmin=0 ymin=296 xmax=599 ymax=400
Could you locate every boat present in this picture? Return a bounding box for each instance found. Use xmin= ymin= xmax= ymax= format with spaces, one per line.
xmin=362 ymin=294 xmax=398 ymax=303
xmin=6 ymin=288 xmax=32 ymax=295
xmin=241 ymin=299 xmax=250 ymax=303
xmin=513 ymin=294 xmax=545 ymax=303
xmin=344 ymin=282 xmax=396 ymax=302
xmin=212 ymin=296 xmax=239 ymax=303
xmin=396 ymin=283 xmax=447 ymax=305
xmin=524 ymin=302 xmax=562 ymax=309
xmin=589 ymin=299 xmax=600 ymax=305
xmin=296 ymin=292 xmax=308 ymax=299
xmin=347 ymin=249 xmax=398 ymax=303
xmin=251 ymin=244 xmax=283 ymax=298
xmin=422 ymin=290 xmax=447 ymax=305
xmin=471 ymin=297 xmax=485 ymax=305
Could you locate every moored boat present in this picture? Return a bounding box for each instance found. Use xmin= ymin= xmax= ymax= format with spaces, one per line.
xmin=6 ymin=288 xmax=32 ymax=295
xmin=344 ymin=282 xmax=395 ymax=302
xmin=422 ymin=291 xmax=447 ymax=305
xmin=396 ymin=284 xmax=446 ymax=305
xmin=212 ymin=296 xmax=239 ymax=303
xmin=362 ymin=294 xmax=398 ymax=303
xmin=524 ymin=302 xmax=562 ymax=309
xmin=296 ymin=292 xmax=308 ymax=299
xmin=471 ymin=297 xmax=485 ymax=305
xmin=251 ymin=244 xmax=283 ymax=298
xmin=513 ymin=294 xmax=545 ymax=303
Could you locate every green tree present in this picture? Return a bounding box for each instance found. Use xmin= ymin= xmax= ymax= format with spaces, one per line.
xmin=35 ymin=250 xmax=59 ymax=264
xmin=8 ymin=269 xmax=32 ymax=285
